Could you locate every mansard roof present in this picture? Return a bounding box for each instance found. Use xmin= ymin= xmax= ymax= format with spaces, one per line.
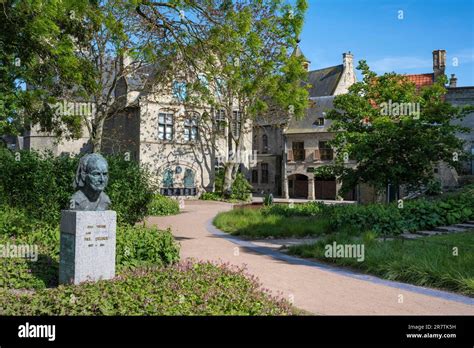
xmin=306 ymin=65 xmax=344 ymax=97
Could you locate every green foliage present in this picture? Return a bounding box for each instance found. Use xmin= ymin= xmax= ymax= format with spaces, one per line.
xmin=147 ymin=195 xmax=180 ymax=216
xmin=0 ymin=261 xmax=294 ymax=315
xmin=263 ymin=193 xmax=274 ymax=206
xmin=0 ymin=0 xmax=92 ymax=136
xmin=425 ymin=179 xmax=442 ymax=196
xmin=262 ymin=201 xmax=324 ymax=217
xmin=0 ymin=206 xmax=179 ymax=290
xmin=199 ymin=192 xmax=222 ymax=201
xmin=328 ymin=186 xmax=474 ymax=235
xmin=289 ymin=232 xmax=474 ymax=297
xmin=0 ymin=149 xmax=155 ymax=225
xmin=326 ymin=60 xmax=473 ymax=193
xmin=214 ymin=207 xmax=330 ymax=238
xmin=206 ymin=170 xmax=252 ymax=202
xmin=115 ymin=226 xmax=180 ymax=270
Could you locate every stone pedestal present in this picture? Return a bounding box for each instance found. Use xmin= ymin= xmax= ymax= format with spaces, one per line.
xmin=59 ymin=210 xmax=116 ymax=285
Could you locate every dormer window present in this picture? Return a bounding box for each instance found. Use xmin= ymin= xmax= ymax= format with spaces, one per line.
xmin=313 ymin=117 xmax=325 ymax=127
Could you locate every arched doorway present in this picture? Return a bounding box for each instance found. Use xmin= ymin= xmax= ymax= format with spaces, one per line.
xmin=288 ymin=174 xmax=308 ymax=198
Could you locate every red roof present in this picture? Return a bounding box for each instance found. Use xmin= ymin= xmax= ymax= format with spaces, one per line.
xmin=404 ymin=73 xmax=434 ymax=89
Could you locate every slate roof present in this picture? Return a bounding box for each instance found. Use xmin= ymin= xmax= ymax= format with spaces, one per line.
xmin=285 ymin=96 xmax=335 ymax=134
xmin=306 ymin=65 xmax=344 ymax=97
xmin=292 ymin=45 xmax=310 ymax=63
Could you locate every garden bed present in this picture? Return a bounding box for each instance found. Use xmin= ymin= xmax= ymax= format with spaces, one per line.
xmin=288 ymin=231 xmax=474 ymax=297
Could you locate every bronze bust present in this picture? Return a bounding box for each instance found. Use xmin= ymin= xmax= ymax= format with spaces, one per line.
xmin=70 ymin=153 xmax=111 ymax=211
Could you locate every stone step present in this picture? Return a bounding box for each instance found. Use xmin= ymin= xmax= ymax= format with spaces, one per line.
xmin=400 ymin=233 xmax=424 ymax=239
xmin=434 ymin=226 xmax=468 ymax=233
xmin=454 ymin=223 xmax=474 ymax=229
xmin=415 ymin=230 xmax=446 ymax=236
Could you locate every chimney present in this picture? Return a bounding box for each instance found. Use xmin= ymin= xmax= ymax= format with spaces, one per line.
xmin=343 ymin=51 xmax=353 ymax=71
xmin=449 ymin=74 xmax=457 ymax=88
xmin=432 ymin=49 xmax=446 ymax=81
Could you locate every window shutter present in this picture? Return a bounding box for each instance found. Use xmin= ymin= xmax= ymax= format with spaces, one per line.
xmin=287 ymin=150 xmax=294 ymax=162
xmin=314 ymin=149 xmax=320 ymax=161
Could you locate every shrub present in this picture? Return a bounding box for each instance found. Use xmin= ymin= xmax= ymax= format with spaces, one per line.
xmin=147 ymin=194 xmax=180 ymax=216
xmin=0 ymin=149 xmax=155 ymax=225
xmin=328 ymin=185 xmax=474 ymax=235
xmin=199 ymin=192 xmax=221 ymax=201
xmin=0 ymin=206 xmax=180 ymax=290
xmin=0 ymin=261 xmax=294 ymax=315
xmin=116 ymin=226 xmax=180 ymax=270
xmin=210 ymin=169 xmax=252 ymax=201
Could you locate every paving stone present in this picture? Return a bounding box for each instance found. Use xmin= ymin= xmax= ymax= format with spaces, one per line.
xmin=454 ymin=223 xmax=474 ymax=229
xmin=416 ymin=230 xmax=445 ymax=236
xmin=400 ymin=233 xmax=424 ymax=239
xmin=434 ymin=226 xmax=468 ymax=233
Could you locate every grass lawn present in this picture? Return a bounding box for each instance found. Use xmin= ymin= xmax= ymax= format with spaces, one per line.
xmin=288 ymin=231 xmax=474 ymax=297
xmin=213 ymin=207 xmax=330 ymax=238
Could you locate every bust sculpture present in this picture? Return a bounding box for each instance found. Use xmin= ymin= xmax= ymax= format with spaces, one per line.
xmin=70 ymin=153 xmax=111 ymax=211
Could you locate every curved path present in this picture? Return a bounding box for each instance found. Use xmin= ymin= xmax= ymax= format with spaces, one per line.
xmin=145 ymin=200 xmax=474 ymax=315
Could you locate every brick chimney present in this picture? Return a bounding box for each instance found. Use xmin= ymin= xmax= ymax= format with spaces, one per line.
xmin=449 ymin=73 xmax=457 ymax=88
xmin=432 ymin=49 xmax=446 ymax=81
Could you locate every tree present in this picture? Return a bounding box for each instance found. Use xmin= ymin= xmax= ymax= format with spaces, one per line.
xmin=164 ymin=0 xmax=309 ymax=196
xmin=0 ymin=0 xmax=91 ymax=136
xmin=325 ymin=60 xmax=473 ymax=197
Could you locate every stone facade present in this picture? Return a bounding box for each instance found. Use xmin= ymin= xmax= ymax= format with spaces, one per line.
xmin=251 ymin=50 xmax=359 ymax=201
xmin=446 ymin=86 xmax=474 ymax=177
xmin=24 ymin=73 xmax=253 ymax=198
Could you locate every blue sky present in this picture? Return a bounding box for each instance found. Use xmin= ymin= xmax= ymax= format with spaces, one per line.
xmin=298 ymin=0 xmax=474 ymax=86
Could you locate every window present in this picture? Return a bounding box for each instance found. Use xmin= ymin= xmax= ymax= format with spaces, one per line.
xmin=319 ymin=141 xmax=333 ymax=161
xmin=183 ymin=169 xmax=195 ymax=188
xmin=262 ymin=134 xmax=268 ymax=153
xmin=292 ymin=142 xmax=305 ymax=161
xmin=313 ymin=117 xmax=325 ymax=126
xmin=172 ymin=81 xmax=187 ymax=101
xmin=214 ymin=109 xmax=226 ymax=135
xmin=252 ymin=134 xmax=258 ymax=152
xmin=232 ymin=111 xmax=242 ymax=138
xmin=184 ymin=114 xmax=199 ymax=141
xmin=261 ymin=163 xmax=269 ymax=184
xmin=252 ymin=169 xmax=258 ymax=184
xmin=162 ymin=169 xmax=174 ymax=188
xmin=158 ymin=113 xmax=173 ymax=140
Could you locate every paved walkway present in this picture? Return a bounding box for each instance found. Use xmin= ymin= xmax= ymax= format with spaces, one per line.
xmin=145 ymin=200 xmax=474 ymax=315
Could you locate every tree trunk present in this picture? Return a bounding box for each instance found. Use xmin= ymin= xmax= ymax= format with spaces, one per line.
xmin=91 ymin=116 xmax=105 ymax=153
xmin=222 ymin=161 xmax=234 ymax=198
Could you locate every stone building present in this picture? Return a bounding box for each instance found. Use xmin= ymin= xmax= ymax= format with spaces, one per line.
xmin=251 ymin=49 xmax=358 ymax=200
xmin=23 ymin=59 xmax=253 ymax=198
